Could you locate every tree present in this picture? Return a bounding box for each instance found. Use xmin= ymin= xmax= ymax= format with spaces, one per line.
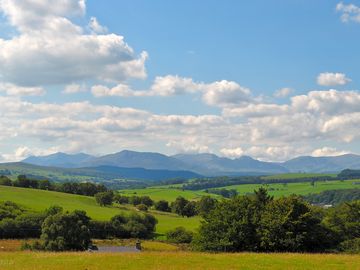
xmin=196 ymin=196 xmax=217 ymax=217
xmin=154 ymin=200 xmax=171 ymax=212
xmin=136 ymin=204 xmax=148 ymax=212
xmin=166 ymin=227 xmax=193 ymax=243
xmin=0 ymin=176 xmax=12 ymax=186
xmin=140 ymin=196 xmax=154 ymax=207
xmin=193 ymin=196 xmax=258 ymax=252
xmin=41 ymin=210 xmax=91 ymax=251
xmin=259 ymin=196 xmax=334 ymax=252
xmin=171 ymin=196 xmax=189 ymax=216
xmin=113 ymin=195 xmax=129 ymax=204
xmin=95 ymin=191 xmax=114 ymax=206
xmin=183 ymin=201 xmax=197 ymax=217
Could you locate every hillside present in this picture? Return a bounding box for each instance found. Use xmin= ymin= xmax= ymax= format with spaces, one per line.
xmin=0 ymin=185 xmax=200 ymax=235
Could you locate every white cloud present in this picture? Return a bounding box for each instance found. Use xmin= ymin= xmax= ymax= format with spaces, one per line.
xmin=0 ymin=83 xmax=45 ymax=96
xmin=274 ymin=87 xmax=294 ymax=98
xmin=220 ymin=147 xmax=244 ymax=158
xmin=317 ymin=72 xmax=351 ymax=86
xmin=311 ymin=147 xmax=349 ymax=157
xmin=92 ymin=75 xmax=252 ymax=108
xmin=88 ymin=17 xmax=108 ymax=34
xmin=0 ymin=0 xmax=147 ymax=87
xmin=336 ymin=2 xmax=360 ymax=23
xmin=62 ymin=83 xmax=86 ymax=94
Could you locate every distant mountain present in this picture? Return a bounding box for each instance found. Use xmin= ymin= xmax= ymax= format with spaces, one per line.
xmin=23 ymin=152 xmax=94 ymax=168
xmin=173 ymin=153 xmax=288 ymax=175
xmin=83 ymin=150 xmax=190 ymax=171
xmin=0 ymin=162 xmax=201 ymax=182
xmin=21 ymin=150 xmax=360 ymax=176
xmin=282 ymin=154 xmax=360 ymax=173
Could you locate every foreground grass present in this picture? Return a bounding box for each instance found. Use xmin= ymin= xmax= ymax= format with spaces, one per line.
xmin=0 ymin=186 xmax=200 ymax=235
xmin=0 ymin=252 xmax=358 ymax=270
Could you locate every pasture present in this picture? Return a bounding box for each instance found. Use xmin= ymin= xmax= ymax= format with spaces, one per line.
xmin=223 ymin=179 xmax=360 ymax=197
xmin=0 ymin=186 xmax=200 ymax=235
xmin=0 ymin=252 xmax=358 ymax=270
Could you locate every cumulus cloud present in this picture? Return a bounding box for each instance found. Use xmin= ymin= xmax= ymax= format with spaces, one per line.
xmin=220 ymin=147 xmax=244 ymax=158
xmin=0 ymin=0 xmax=147 ymax=87
xmin=311 ymin=147 xmax=349 ymax=157
xmin=0 ymin=83 xmax=45 ymax=96
xmin=317 ymin=72 xmax=351 ymax=86
xmin=274 ymin=87 xmax=294 ymax=98
xmin=336 ymin=2 xmax=360 ymax=23
xmin=62 ymin=83 xmax=87 ymax=94
xmin=88 ymin=17 xmax=108 ymax=34
xmin=92 ymin=75 xmax=252 ymax=108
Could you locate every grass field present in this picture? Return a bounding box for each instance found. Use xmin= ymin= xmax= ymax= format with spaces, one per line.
xmin=119 ymin=187 xmax=220 ymax=201
xmin=0 ymin=252 xmax=358 ymax=270
xmin=223 ymin=179 xmax=360 ymax=197
xmin=261 ymin=173 xmax=337 ymax=180
xmin=0 ymin=186 xmax=200 ymax=235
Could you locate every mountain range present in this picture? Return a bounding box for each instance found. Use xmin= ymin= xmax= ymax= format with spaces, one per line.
xmin=21 ymin=150 xmax=360 ymax=177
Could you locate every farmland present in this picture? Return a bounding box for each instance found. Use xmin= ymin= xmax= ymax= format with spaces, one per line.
xmin=0 ymin=186 xmax=200 ymax=235
xmin=0 ymin=251 xmax=358 ymax=270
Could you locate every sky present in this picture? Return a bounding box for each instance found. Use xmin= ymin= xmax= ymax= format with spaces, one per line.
xmin=0 ymin=0 xmax=360 ymax=162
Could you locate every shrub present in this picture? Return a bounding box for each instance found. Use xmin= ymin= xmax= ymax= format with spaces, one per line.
xmin=136 ymin=204 xmax=148 ymax=212
xmin=95 ymin=191 xmax=114 ymax=206
xmin=154 ymin=200 xmax=171 ymax=212
xmin=166 ymin=227 xmax=193 ymax=243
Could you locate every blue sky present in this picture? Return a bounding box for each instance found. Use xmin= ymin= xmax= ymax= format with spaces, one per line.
xmin=0 ymin=0 xmax=360 ymax=161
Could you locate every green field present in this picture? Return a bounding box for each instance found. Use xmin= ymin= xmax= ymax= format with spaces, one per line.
xmin=0 ymin=252 xmax=358 ymax=270
xmin=261 ymin=173 xmax=337 ymax=180
xmin=119 ymin=187 xmax=220 ymax=201
xmin=223 ymin=179 xmax=360 ymax=197
xmin=0 ymin=186 xmax=200 ymax=235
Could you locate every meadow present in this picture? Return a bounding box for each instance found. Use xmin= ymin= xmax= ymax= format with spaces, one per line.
xmin=0 ymin=251 xmax=358 ymax=270
xmin=225 ymin=179 xmax=360 ymax=197
xmin=0 ymin=186 xmax=200 ymax=235
xmin=119 ymin=186 xmax=220 ymax=201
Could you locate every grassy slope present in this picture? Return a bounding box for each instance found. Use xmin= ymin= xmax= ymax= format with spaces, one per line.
xmin=119 ymin=187 xmax=220 ymax=201
xmin=224 ymin=179 xmax=360 ymax=197
xmin=0 ymin=252 xmax=358 ymax=270
xmin=0 ymin=186 xmax=200 ymax=235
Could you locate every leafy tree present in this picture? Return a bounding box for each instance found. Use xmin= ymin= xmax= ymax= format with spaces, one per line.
xmin=129 ymin=196 xmax=142 ymax=206
xmin=196 ymin=196 xmax=217 ymax=217
xmin=183 ymin=201 xmax=197 ymax=217
xmin=136 ymin=204 xmax=148 ymax=212
xmin=166 ymin=227 xmax=193 ymax=243
xmin=171 ymin=196 xmax=189 ymax=216
xmin=154 ymin=200 xmax=171 ymax=212
xmin=41 ymin=210 xmax=91 ymax=251
xmin=259 ymin=196 xmax=334 ymax=252
xmin=193 ymin=196 xmax=258 ymax=252
xmin=113 ymin=195 xmax=129 ymax=204
xmin=325 ymin=200 xmax=360 ymax=242
xmin=140 ymin=196 xmax=154 ymax=207
xmin=95 ymin=191 xmax=114 ymax=206
xmin=0 ymin=176 xmax=12 ymax=186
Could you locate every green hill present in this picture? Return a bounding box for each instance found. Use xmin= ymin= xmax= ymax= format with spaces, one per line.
xmin=0 ymin=186 xmax=200 ymax=235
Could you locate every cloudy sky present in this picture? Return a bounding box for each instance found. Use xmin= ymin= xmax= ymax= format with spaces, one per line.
xmin=0 ymin=0 xmax=360 ymax=162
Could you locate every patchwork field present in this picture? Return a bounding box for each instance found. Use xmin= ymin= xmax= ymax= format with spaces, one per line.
xmin=119 ymin=187 xmax=220 ymax=201
xmin=0 ymin=186 xmax=200 ymax=235
xmin=223 ymin=179 xmax=360 ymax=197
xmin=0 ymin=252 xmax=358 ymax=270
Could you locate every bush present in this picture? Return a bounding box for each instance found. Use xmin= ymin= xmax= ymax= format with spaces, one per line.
xmin=95 ymin=191 xmax=114 ymax=206
xmin=339 ymin=238 xmax=360 ymax=253
xmin=136 ymin=204 xmax=148 ymax=212
xmin=166 ymin=227 xmax=193 ymax=243
xmin=154 ymin=200 xmax=171 ymax=212
xmin=41 ymin=210 xmax=91 ymax=251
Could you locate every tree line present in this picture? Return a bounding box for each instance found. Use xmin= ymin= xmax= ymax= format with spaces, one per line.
xmin=193 ymin=188 xmax=360 ymax=253
xmin=0 ymin=201 xmax=157 ymax=251
xmin=0 ymin=175 xmax=107 ymax=196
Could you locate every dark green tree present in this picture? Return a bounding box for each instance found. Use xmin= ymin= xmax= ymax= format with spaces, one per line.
xmin=95 ymin=191 xmax=114 ymax=206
